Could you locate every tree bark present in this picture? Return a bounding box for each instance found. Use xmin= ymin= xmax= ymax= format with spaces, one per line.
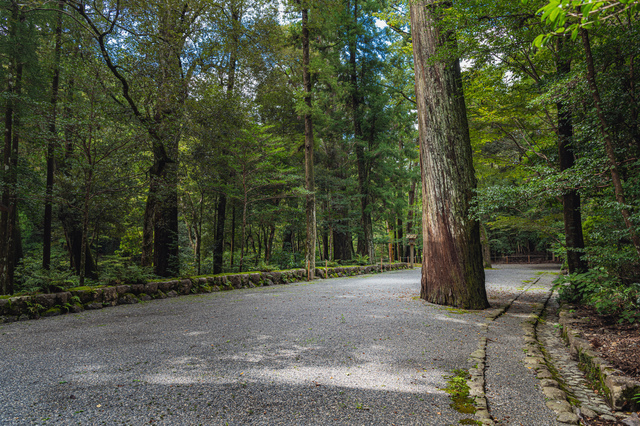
xmin=397 ymin=217 xmax=404 ymax=262
xmin=480 ymin=224 xmax=492 ymax=269
xmin=43 ymin=2 xmax=63 ymax=271
xmin=557 ymin=41 xmax=587 ymax=274
xmin=347 ymin=0 xmax=373 ymax=261
xmin=404 ymin=178 xmax=416 ymax=261
xmin=59 ymin=205 xmax=98 ymax=279
xmin=230 ymin=203 xmax=236 ymax=269
xmin=213 ymin=194 xmax=226 ymax=274
xmin=410 ymin=0 xmax=488 ymax=309
xmin=282 ymin=228 xmax=294 ymax=252
xmin=212 ymin=6 xmax=241 ymax=274
xmin=0 ymin=1 xmax=23 ymax=295
xmin=266 ymin=222 xmax=275 ymax=263
xmin=141 ymin=191 xmax=154 ymax=267
xmin=301 ymin=5 xmax=316 ymax=279
xmin=79 ymin=169 xmax=93 ymax=286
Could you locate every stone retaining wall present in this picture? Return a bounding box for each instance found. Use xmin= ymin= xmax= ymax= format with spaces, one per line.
xmin=0 ymin=263 xmax=410 ymax=323
xmin=559 ymin=309 xmax=640 ymax=411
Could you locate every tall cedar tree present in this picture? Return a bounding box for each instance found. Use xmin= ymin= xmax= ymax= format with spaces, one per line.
xmin=410 ymin=0 xmax=488 ymax=308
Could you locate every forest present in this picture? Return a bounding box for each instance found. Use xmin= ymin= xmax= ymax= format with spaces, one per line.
xmin=0 ymin=0 xmax=638 ymax=320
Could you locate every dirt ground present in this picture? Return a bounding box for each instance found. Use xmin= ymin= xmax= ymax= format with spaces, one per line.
xmin=566 ymin=306 xmax=640 ymax=425
xmin=570 ymin=306 xmax=640 ymax=383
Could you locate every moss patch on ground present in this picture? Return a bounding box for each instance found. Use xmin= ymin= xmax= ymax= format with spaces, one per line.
xmin=441 ymin=369 xmax=476 ymax=417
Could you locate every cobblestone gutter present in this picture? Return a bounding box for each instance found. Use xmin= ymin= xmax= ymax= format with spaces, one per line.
xmin=0 ymin=263 xmax=409 ymax=323
xmin=528 ymin=299 xmax=639 ymax=425
xmin=466 ymin=275 xmax=638 ymax=426
xmin=558 ymin=308 xmax=640 ymax=413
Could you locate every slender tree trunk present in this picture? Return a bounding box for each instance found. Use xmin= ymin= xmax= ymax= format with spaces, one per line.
xmin=404 ymin=178 xmax=416 ymax=260
xmin=239 ymin=191 xmax=247 ymax=273
xmin=322 ymin=226 xmax=329 ymax=261
xmin=0 ymin=3 xmax=23 ymax=295
xmin=43 ymin=2 xmax=63 ymax=270
xmin=79 ymin=170 xmax=93 ymax=286
xmin=557 ymin=41 xmax=587 ymax=274
xmin=213 ymin=194 xmax=226 ymax=274
xmin=581 ymin=29 xmax=640 ymax=259
xmin=629 ymin=55 xmax=640 ymax=157
xmin=282 ymin=228 xmax=294 ymax=252
xmin=141 ymin=187 xmax=154 ymax=267
xmin=212 ymin=8 xmax=240 ymax=275
xmin=196 ymin=200 xmax=202 ymax=275
xmin=347 ymin=0 xmax=373 ymax=260
xmin=57 ymin=70 xmax=97 ymax=280
xmin=230 ymin=203 xmax=236 ymax=269
xmin=266 ymin=223 xmax=275 ymax=263
xmin=301 ymin=5 xmax=316 ymax=278
xmin=410 ymin=0 xmax=488 ymax=309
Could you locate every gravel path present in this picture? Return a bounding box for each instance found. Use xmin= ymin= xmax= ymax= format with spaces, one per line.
xmin=484 ymin=265 xmax=561 ymax=426
xmin=0 ymin=266 xmax=559 ymax=425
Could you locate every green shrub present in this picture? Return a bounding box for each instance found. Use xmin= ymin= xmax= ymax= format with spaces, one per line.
xmin=354 ymin=253 xmax=369 ymax=266
xmin=99 ymin=259 xmax=154 ymax=285
xmin=14 ymin=256 xmax=79 ymax=294
xmin=255 ymin=260 xmax=276 ymax=272
xmin=557 ymin=268 xmax=640 ymax=323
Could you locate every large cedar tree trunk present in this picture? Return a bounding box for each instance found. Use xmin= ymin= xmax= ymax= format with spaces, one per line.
xmin=410 ymin=0 xmax=488 ymax=309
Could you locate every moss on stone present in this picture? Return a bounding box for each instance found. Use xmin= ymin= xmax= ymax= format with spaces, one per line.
xmin=441 ymin=369 xmax=476 ymax=415
xmin=43 ymin=307 xmax=62 ymax=317
xmin=68 ymin=286 xmax=99 ymax=292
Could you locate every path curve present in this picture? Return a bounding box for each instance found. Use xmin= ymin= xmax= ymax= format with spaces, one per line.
xmin=1 ymin=266 xmax=560 ymax=425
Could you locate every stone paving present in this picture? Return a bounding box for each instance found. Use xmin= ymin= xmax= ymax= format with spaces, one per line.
xmin=470 ymin=266 xmax=633 ymax=426
xmin=538 ymin=298 xmax=621 ymax=424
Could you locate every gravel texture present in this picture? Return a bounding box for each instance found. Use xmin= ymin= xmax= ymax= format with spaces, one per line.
xmin=0 ymin=266 xmax=563 ymax=425
xmin=1 ymin=269 xmax=485 ymax=425
xmin=483 ymin=265 xmax=561 ymax=426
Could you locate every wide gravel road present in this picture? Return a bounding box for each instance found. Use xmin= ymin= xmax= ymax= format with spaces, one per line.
xmin=0 ymin=266 xmax=556 ymax=425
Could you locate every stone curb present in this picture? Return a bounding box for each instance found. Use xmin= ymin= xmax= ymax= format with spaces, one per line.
xmin=467 ymin=277 xmax=546 ymax=425
xmin=558 ymin=307 xmax=640 ymax=412
xmin=467 ymin=293 xmax=517 ymax=425
xmin=0 ymin=263 xmax=410 ymax=323
xmin=522 ymin=291 xmax=582 ymax=425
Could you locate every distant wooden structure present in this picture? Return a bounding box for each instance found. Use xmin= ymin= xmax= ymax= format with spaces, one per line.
xmin=406 ymin=234 xmax=418 ymax=267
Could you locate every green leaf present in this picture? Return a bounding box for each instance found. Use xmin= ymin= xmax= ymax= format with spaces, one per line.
xmin=582 ymin=2 xmax=595 ymax=17
xmin=549 ymin=7 xmax=562 ymax=23
xmin=533 ymin=34 xmax=546 ymax=47
xmin=571 ymin=26 xmax=579 ymax=40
